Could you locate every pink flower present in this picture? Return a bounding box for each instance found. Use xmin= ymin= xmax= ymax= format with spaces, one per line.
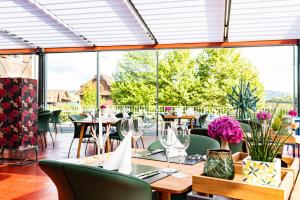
xmin=208 ymin=116 xmax=243 ymax=144
xmin=100 ymin=104 xmax=106 ymax=109
xmin=165 ymin=106 xmax=172 ymax=111
xmin=256 ymin=111 xmax=271 ymax=120
xmin=288 ymin=109 xmax=298 ymax=117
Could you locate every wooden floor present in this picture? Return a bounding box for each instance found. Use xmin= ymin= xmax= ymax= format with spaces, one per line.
xmin=0 ymin=132 xmax=155 ymax=200
xmin=0 ymin=132 xmax=297 ymax=200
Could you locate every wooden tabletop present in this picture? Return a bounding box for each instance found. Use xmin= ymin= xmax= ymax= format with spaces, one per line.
xmin=163 ymin=115 xmax=196 ymax=119
xmin=80 ymin=153 xmax=204 ymax=199
xmin=73 ymin=120 xmax=118 ymax=125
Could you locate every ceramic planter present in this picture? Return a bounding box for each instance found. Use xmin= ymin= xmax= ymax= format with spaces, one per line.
xmin=242 ymin=156 xmax=281 ymax=187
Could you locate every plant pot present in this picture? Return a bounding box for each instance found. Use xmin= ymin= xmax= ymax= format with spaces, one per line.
xmin=242 ymin=156 xmax=281 ymax=187
xmin=204 ymin=149 xmax=234 ymax=180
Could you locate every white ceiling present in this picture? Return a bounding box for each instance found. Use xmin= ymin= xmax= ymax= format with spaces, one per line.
xmin=0 ymin=0 xmax=299 ymax=49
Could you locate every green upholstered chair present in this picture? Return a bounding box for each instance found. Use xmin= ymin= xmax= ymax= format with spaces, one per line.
xmin=50 ymin=110 xmax=62 ymax=134
xmin=148 ymin=135 xmax=220 ymax=155
xmin=38 ymin=160 xmax=75 ymax=200
xmin=38 ymin=112 xmax=54 ymax=150
xmin=39 ymin=160 xmax=153 ymax=200
xmin=198 ymin=114 xmax=208 ymax=128
xmin=190 ymin=128 xmax=244 ymax=154
xmin=68 ymin=115 xmax=92 ymax=158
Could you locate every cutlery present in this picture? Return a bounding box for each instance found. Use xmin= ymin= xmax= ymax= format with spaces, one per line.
xmin=135 ymin=170 xmax=159 ymax=178
xmin=145 ymin=149 xmax=164 ymax=156
xmin=135 ymin=170 xmax=160 ymax=179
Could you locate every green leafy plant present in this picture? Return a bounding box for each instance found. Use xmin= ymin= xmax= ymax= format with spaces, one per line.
xmin=243 ymin=108 xmax=291 ymax=162
xmin=271 ymin=109 xmax=286 ymax=132
xmin=227 ymin=80 xmax=259 ymax=120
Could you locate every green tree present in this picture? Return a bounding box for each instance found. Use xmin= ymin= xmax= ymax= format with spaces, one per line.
xmin=111 ymin=49 xmax=264 ymax=107
xmin=111 ymin=51 xmax=157 ymax=105
xmin=81 ymin=83 xmax=97 ymax=106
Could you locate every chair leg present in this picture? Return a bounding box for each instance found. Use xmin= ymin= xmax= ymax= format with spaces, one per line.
xmin=54 ymin=123 xmax=58 ymax=134
xmin=140 ymin=137 xmax=145 ymax=149
xmin=68 ymin=138 xmax=75 ymax=158
xmin=39 ymin=134 xmax=44 ymax=151
xmin=60 ymin=123 xmax=63 ymax=134
xmin=49 ymin=130 xmax=55 ymax=148
xmin=42 ymin=132 xmax=47 ymax=147
xmin=85 ymin=138 xmax=90 ymax=156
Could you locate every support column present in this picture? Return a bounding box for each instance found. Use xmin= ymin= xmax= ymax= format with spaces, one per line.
xmin=156 ymin=50 xmax=159 ymax=136
xmin=96 ymin=51 xmax=100 ymax=110
xmin=294 ymin=43 xmax=300 ymax=112
xmin=37 ymin=48 xmax=46 ymax=109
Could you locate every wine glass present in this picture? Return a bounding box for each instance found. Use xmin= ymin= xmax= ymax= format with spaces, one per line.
xmin=172 ymin=124 xmax=190 ymax=178
xmin=120 ymin=118 xmax=134 ymax=137
xmin=158 ymin=121 xmax=177 ymax=173
xmin=132 ymin=117 xmax=144 ymax=156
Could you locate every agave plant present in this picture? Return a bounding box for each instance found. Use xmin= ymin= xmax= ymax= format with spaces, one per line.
xmin=227 ymin=80 xmax=259 ymax=120
xmin=244 ymin=108 xmax=291 ymax=162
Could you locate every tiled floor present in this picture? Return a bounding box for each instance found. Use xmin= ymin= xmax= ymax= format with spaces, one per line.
xmin=0 ymin=128 xmax=156 ymax=200
xmin=0 ymin=127 xmax=297 ymax=200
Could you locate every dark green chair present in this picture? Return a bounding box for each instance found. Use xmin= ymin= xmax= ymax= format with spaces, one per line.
xmin=190 ymin=128 xmax=244 ymax=154
xmin=148 ymin=135 xmax=220 ymax=155
xmin=109 ymin=120 xmax=125 ymax=150
xmin=68 ymin=115 xmax=92 ymax=158
xmin=39 ymin=160 xmax=152 ymax=200
xmin=38 ymin=109 xmax=51 ymax=115
xmin=38 ymin=112 xmax=54 ymax=150
xmin=198 ymin=114 xmax=208 ymax=128
xmin=50 ymin=110 xmax=62 ymax=134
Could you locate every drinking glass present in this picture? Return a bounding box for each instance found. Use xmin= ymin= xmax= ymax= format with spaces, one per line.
xmin=132 ymin=117 xmax=144 ymax=155
xmin=173 ymin=124 xmax=190 ymax=178
xmin=158 ymin=121 xmax=177 ymax=173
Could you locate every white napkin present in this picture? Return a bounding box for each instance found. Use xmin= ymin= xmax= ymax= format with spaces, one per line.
xmin=166 ymin=128 xmax=187 ymax=158
xmin=186 ymin=108 xmax=195 ymax=116
xmin=176 ymin=108 xmax=183 ymax=117
xmin=103 ymin=132 xmax=132 ymax=174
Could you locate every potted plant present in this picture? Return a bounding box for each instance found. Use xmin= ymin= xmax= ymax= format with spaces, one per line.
xmin=242 ymin=110 xmax=291 ymax=187
xmin=204 ymin=116 xmax=243 ymax=180
xmin=164 ymin=106 xmax=172 ymax=115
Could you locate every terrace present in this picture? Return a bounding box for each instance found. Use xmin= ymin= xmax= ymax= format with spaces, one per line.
xmin=1 ymin=0 xmax=300 ymax=200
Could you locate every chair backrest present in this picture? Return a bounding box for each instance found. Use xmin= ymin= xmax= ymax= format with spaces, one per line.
xmin=198 ymin=114 xmax=208 ymax=128
xmin=148 ymin=135 xmax=220 ymax=155
xmin=38 ymin=160 xmax=75 ymax=200
xmin=115 ymin=113 xmax=123 ymax=118
xmin=38 ymin=110 xmax=51 ymax=115
xmin=50 ymin=110 xmax=62 ymax=123
xmin=186 ymin=135 xmax=220 ymax=155
xmin=69 ymin=114 xmax=86 ymax=122
xmin=69 ymin=115 xmax=89 ymax=138
xmin=39 ymin=160 xmax=152 ymax=200
xmin=38 ymin=112 xmax=52 ymax=132
xmin=190 ymin=128 xmax=208 ymax=136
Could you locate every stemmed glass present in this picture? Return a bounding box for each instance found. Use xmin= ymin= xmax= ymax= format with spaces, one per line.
xmin=158 ymin=121 xmax=177 ymax=173
xmin=132 ymin=117 xmax=144 ymax=156
xmin=173 ymin=124 xmax=190 ymax=178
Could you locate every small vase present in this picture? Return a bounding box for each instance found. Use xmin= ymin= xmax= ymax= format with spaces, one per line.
xmin=204 ymin=149 xmax=234 ymax=180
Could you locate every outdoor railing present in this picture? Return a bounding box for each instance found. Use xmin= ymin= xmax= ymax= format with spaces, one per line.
xmin=47 ymin=103 xmax=292 ymax=122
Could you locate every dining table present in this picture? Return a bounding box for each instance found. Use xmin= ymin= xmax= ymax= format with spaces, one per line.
xmin=163 ymin=115 xmax=197 ymax=129
xmin=80 ymin=151 xmax=204 ymax=200
xmin=74 ymin=119 xmax=118 ymax=158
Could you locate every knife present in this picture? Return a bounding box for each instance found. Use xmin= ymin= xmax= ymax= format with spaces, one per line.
xmin=135 ymin=170 xmax=159 ymax=178
xmin=145 ymin=149 xmax=164 ymax=156
xmin=136 ymin=170 xmax=160 ymax=179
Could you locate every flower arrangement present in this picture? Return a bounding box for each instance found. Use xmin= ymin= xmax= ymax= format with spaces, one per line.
xmin=100 ymin=104 xmax=106 ymax=110
xmin=256 ymin=111 xmax=271 ymax=121
xmin=208 ymin=116 xmax=243 ymax=149
xmin=243 ymin=108 xmax=290 ymax=162
xmin=288 ymin=109 xmax=298 ymax=117
xmin=164 ymin=106 xmax=172 ymax=111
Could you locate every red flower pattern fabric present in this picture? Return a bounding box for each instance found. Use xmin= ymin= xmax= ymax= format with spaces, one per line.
xmin=0 ymin=78 xmax=38 ymax=149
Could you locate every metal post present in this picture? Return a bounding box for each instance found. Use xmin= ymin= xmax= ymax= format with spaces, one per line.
xmin=156 ymin=50 xmax=159 ymax=136
xmin=96 ymin=52 xmax=100 ymax=111
xmin=37 ymin=48 xmax=46 ymax=109
xmin=294 ymin=44 xmax=300 ymax=112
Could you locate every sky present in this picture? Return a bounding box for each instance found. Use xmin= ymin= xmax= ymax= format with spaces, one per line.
xmin=46 ymin=46 xmax=294 ymax=94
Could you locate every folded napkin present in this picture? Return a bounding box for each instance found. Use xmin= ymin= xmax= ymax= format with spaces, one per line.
xmin=186 ymin=108 xmax=195 ymax=116
xmin=103 ymin=131 xmax=132 ymax=174
xmin=176 ymin=109 xmax=183 ymax=117
xmin=166 ymin=128 xmax=187 ymax=158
